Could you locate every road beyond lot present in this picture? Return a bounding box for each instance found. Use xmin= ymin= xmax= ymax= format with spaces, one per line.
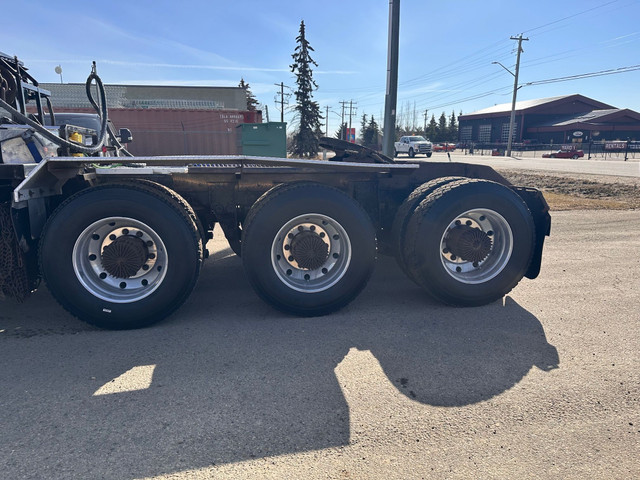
xmin=413 ymin=151 xmax=640 ymax=178
xmin=1 ymin=211 xmax=638 ymax=479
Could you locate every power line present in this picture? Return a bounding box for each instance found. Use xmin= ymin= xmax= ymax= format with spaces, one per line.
xmin=523 ymin=0 xmax=620 ymax=35
xmin=525 ymin=64 xmax=640 ymax=86
xmin=351 ymin=2 xmax=636 ymax=118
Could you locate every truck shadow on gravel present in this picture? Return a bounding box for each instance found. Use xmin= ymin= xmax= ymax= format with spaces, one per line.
xmin=0 ymin=251 xmax=559 ymax=479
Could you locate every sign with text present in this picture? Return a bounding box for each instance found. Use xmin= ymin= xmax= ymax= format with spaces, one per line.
xmin=605 ymin=141 xmax=627 ymax=150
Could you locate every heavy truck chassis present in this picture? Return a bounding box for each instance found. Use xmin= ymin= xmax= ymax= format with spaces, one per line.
xmin=0 ymin=55 xmax=551 ymax=330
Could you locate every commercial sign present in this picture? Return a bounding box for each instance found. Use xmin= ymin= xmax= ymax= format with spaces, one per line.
xmin=604 ymin=141 xmax=627 ymax=150
xmin=347 ymin=128 xmax=356 ymax=143
xmin=572 ymin=131 xmax=583 ymax=137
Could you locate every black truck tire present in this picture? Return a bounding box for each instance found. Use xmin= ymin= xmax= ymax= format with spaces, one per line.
xmin=408 ymin=147 xmax=415 ymax=158
xmin=39 ymin=183 xmax=203 ymax=329
xmin=241 ymin=182 xmax=376 ymax=316
xmin=391 ymin=176 xmax=464 ymax=282
xmin=403 ymin=178 xmax=535 ymax=306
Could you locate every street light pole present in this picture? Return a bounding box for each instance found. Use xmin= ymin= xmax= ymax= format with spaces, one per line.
xmin=506 ymin=35 xmax=527 ymax=157
xmin=382 ymin=0 xmax=400 ymax=158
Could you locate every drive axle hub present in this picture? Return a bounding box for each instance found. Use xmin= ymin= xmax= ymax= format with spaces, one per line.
xmin=289 ymin=230 xmax=329 ymax=270
xmin=446 ymin=225 xmax=492 ymax=263
xmin=101 ymin=235 xmax=149 ymax=278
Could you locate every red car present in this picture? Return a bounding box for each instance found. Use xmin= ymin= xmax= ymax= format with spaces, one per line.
xmin=542 ymin=149 xmax=584 ymax=159
xmin=433 ymin=143 xmax=456 ymax=152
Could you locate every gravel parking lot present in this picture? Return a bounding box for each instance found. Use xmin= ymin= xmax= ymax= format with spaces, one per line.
xmin=1 ymin=206 xmax=638 ymax=479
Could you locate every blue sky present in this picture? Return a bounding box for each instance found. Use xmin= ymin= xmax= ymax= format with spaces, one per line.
xmin=3 ymin=0 xmax=639 ymax=135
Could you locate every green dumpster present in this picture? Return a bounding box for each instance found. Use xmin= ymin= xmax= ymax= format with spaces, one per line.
xmin=236 ymin=122 xmax=287 ymax=158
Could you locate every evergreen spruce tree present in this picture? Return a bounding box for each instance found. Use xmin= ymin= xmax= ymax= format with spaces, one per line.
xmin=427 ymin=114 xmax=438 ymax=142
xmin=448 ymin=110 xmax=458 ymax=142
xmin=238 ymin=78 xmax=259 ymax=112
xmin=438 ymin=112 xmax=448 ymax=143
xmin=335 ymin=122 xmax=347 ymax=140
xmin=363 ymin=115 xmax=380 ymax=149
xmin=359 ymin=114 xmax=368 ymax=143
xmin=289 ymin=20 xmax=322 ymax=157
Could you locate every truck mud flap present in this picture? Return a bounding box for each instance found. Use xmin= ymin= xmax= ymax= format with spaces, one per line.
xmin=512 ymin=187 xmax=551 ymax=279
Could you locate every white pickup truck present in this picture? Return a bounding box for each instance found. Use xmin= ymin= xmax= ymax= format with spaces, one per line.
xmin=394 ymin=136 xmax=433 ymax=158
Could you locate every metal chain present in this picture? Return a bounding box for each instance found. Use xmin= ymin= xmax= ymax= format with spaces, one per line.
xmin=0 ymin=203 xmax=30 ymax=302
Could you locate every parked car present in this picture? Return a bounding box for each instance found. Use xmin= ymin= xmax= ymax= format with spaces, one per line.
xmin=542 ymin=149 xmax=584 ymax=159
xmin=433 ymin=143 xmax=456 ymax=152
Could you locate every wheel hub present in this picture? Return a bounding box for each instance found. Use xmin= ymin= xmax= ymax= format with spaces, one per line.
xmin=290 ymin=230 xmax=329 ymax=270
xmin=446 ymin=225 xmax=492 ymax=263
xmin=101 ymin=235 xmax=149 ymax=278
xmin=272 ymin=214 xmax=352 ymax=294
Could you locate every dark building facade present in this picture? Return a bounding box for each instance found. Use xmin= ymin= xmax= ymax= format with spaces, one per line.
xmin=458 ymin=94 xmax=640 ymax=146
xmin=40 ymin=83 xmax=261 ymax=155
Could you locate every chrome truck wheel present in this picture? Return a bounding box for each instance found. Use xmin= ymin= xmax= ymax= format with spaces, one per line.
xmin=270 ymin=213 xmax=351 ymax=294
xmin=73 ymin=217 xmax=168 ymax=303
xmin=439 ymin=208 xmax=513 ymax=284
xmin=40 ymin=183 xmax=202 ymax=329
xmin=403 ymin=179 xmax=535 ymax=306
xmin=242 ymin=182 xmax=375 ymax=316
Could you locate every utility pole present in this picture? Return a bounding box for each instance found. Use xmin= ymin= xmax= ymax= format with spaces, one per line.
xmin=347 ymin=100 xmax=357 ymax=143
xmin=423 ymin=109 xmax=429 ymax=134
xmin=339 ymin=100 xmax=348 ymax=140
xmin=323 ymin=105 xmax=330 ymax=160
xmin=382 ymin=0 xmax=400 ymax=158
xmin=507 ymin=34 xmax=528 ymax=157
xmin=325 ymin=105 xmax=329 ymax=137
xmin=274 ymin=82 xmax=287 ymax=123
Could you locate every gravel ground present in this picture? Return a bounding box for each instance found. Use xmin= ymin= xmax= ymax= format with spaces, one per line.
xmin=498 ymin=169 xmax=640 ymax=210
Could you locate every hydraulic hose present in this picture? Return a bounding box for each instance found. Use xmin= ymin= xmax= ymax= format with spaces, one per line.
xmin=0 ymin=61 xmax=127 ymax=156
xmin=85 ymin=63 xmax=132 ymax=157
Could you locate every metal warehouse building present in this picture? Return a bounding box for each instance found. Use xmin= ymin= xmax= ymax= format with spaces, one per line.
xmin=41 ymin=83 xmax=261 ymax=155
xmin=458 ymin=94 xmax=640 ymax=146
